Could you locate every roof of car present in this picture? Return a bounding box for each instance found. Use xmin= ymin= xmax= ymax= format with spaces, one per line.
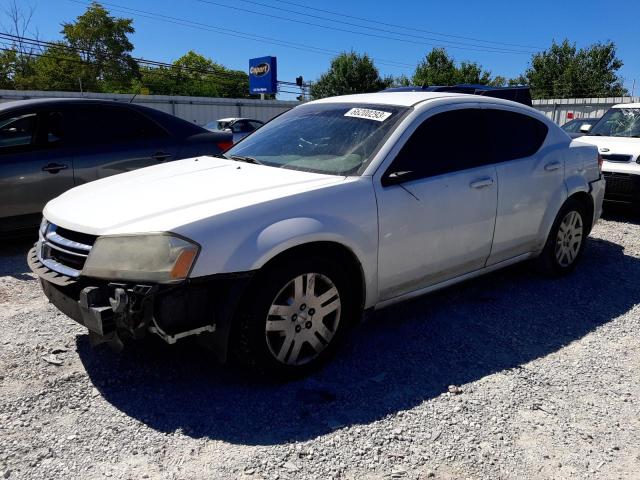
xmin=308 ymin=91 xmax=536 ymax=110
xmin=0 ymin=97 xmax=209 ymax=137
xmin=613 ymin=102 xmax=640 ymax=109
xmin=0 ymin=97 xmax=142 ymax=110
xmin=216 ymin=117 xmax=263 ymax=123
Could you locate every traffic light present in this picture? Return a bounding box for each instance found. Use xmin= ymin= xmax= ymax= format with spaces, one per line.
xmin=296 ymin=76 xmax=304 ymax=87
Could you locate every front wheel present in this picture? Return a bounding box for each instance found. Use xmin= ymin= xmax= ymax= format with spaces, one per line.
xmin=231 ymin=254 xmax=357 ymax=377
xmin=535 ymin=198 xmax=588 ymax=276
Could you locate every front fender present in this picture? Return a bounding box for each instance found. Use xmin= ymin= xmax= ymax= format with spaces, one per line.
xmin=223 ymin=215 xmax=378 ymax=306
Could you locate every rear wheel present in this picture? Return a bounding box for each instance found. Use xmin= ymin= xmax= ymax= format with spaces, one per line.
xmin=231 ymin=254 xmax=357 ymax=377
xmin=535 ymin=198 xmax=588 ymax=275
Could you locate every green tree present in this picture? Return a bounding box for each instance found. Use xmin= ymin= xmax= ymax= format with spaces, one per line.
xmin=135 ymin=51 xmax=250 ymax=98
xmin=0 ymin=0 xmax=38 ymax=89
xmin=519 ymin=40 xmax=627 ymax=99
xmin=30 ymin=43 xmax=97 ymax=91
xmin=61 ymin=1 xmax=139 ymax=91
xmin=0 ymin=49 xmax=18 ymax=88
xmin=311 ymin=51 xmax=393 ymax=99
xmin=412 ymin=48 xmax=501 ymax=86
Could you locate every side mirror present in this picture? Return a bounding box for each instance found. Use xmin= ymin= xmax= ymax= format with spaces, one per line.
xmin=382 ymin=170 xmax=415 ymax=187
xmin=579 ymin=123 xmax=592 ymax=133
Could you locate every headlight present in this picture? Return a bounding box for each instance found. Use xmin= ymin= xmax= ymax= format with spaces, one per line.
xmin=83 ymin=234 xmax=199 ymax=284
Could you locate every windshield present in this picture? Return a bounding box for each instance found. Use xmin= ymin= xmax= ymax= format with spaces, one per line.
xmin=204 ymin=121 xmax=231 ymax=131
xmin=225 ymin=103 xmax=409 ymax=175
xmin=589 ymin=108 xmax=640 ymax=138
xmin=562 ymin=119 xmax=591 ymax=133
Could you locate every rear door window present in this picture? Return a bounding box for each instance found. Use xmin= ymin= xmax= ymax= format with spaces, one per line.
xmin=0 ymin=113 xmax=37 ymax=149
xmin=386 ymin=108 xmax=489 ymax=182
xmin=43 ymin=111 xmax=65 ymax=146
xmin=71 ymin=105 xmax=168 ymax=145
xmin=484 ymin=109 xmax=548 ymax=162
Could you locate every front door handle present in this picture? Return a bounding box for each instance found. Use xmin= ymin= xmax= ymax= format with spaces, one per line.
xmin=152 ymin=152 xmax=172 ymax=162
xmin=42 ymin=163 xmax=68 ymax=174
xmin=470 ymin=177 xmax=494 ymax=189
xmin=544 ymin=161 xmax=562 ymax=172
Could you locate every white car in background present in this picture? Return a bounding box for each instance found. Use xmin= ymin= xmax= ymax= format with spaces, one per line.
xmin=204 ymin=117 xmax=265 ymax=144
xmin=578 ymin=103 xmax=640 ymax=204
xmin=29 ymin=91 xmax=604 ymax=377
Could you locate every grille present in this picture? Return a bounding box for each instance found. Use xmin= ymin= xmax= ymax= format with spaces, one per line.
xmin=604 ymin=173 xmax=636 ymax=195
xmin=38 ymin=222 xmax=97 ymax=277
xmin=601 ymin=154 xmax=633 ymax=163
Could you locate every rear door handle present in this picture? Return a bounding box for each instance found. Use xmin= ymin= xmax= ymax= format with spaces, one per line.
xmin=544 ymin=161 xmax=562 ymax=172
xmin=152 ymin=152 xmax=172 ymax=162
xmin=470 ymin=177 xmax=494 ymax=189
xmin=42 ymin=163 xmax=68 ymax=174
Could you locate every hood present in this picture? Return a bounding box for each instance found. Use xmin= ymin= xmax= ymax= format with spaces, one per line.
xmin=44 ymin=157 xmax=345 ymax=235
xmin=577 ymin=135 xmax=640 ymax=159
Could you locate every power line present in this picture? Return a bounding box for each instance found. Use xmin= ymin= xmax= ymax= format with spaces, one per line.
xmin=0 ymin=35 xmax=310 ymax=98
xmin=0 ymin=32 xmax=252 ymax=81
xmin=69 ymin=0 xmax=415 ymax=70
xmin=0 ymin=44 xmax=253 ymax=95
xmin=194 ymin=0 xmax=534 ymax=55
xmin=2 ymin=43 xmax=624 ymax=100
xmin=231 ymin=0 xmax=538 ymax=54
xmin=270 ymin=0 xmax=543 ymax=50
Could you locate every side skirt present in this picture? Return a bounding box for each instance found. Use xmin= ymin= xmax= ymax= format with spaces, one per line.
xmin=374 ymin=252 xmax=534 ymax=310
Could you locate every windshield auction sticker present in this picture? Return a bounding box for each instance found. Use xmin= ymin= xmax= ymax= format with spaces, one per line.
xmin=344 ymin=108 xmax=392 ymax=122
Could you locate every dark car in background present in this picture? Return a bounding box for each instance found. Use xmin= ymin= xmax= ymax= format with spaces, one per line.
xmin=0 ymin=98 xmax=233 ymax=233
xmin=561 ymin=117 xmax=600 ymax=138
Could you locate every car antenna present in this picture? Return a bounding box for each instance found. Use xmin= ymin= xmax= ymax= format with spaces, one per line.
xmin=129 ymin=92 xmax=139 ymax=104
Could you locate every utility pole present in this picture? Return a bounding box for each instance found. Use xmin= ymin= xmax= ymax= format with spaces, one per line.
xmin=632 ymin=79 xmax=636 ymax=98
xmin=78 ymin=77 xmax=83 ymax=95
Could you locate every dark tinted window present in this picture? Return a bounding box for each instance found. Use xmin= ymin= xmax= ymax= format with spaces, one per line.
xmin=248 ymin=120 xmax=264 ymax=130
xmin=231 ymin=120 xmax=250 ymax=133
xmin=71 ymin=105 xmax=168 ymax=144
xmin=0 ymin=113 xmax=37 ymax=149
xmin=44 ymin=111 xmax=64 ymax=145
xmin=386 ymin=109 xmax=488 ymax=181
xmin=484 ymin=109 xmax=548 ymax=162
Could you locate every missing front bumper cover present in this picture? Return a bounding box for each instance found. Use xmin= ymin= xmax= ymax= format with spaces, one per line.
xmin=32 ymin=255 xmax=254 ymax=361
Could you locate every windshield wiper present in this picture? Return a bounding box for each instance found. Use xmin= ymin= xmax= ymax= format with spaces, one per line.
xmin=229 ymin=155 xmax=263 ymax=165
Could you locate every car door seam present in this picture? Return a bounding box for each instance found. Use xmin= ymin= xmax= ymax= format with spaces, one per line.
xmin=484 ymin=166 xmax=500 ymax=268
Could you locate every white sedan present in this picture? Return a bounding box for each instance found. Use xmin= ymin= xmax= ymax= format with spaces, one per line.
xmin=204 ymin=117 xmax=265 ymax=144
xmin=29 ymin=90 xmax=605 ymax=376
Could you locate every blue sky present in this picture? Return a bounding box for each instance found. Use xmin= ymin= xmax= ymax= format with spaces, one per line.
xmin=7 ymin=0 xmax=640 ymax=99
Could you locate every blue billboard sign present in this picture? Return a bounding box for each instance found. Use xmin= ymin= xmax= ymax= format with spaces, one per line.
xmin=249 ymin=56 xmax=277 ymax=95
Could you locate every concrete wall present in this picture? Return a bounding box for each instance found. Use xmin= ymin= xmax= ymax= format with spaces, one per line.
xmin=533 ymin=96 xmax=640 ymax=125
xmin=0 ymin=89 xmax=300 ymax=126
xmin=3 ymin=89 xmax=639 ymax=128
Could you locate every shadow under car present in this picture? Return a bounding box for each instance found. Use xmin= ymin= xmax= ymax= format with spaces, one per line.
xmin=73 ymin=235 xmax=639 ymax=446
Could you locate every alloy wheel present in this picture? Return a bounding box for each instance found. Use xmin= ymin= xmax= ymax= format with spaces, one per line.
xmin=555 ymin=210 xmax=583 ymax=267
xmin=265 ymin=273 xmax=341 ymax=366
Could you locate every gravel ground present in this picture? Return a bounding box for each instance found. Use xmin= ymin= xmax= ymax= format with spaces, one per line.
xmin=1 ymin=207 xmax=639 ymax=480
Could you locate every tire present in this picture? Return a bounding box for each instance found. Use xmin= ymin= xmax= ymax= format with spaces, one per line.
xmin=230 ymin=253 xmax=358 ymax=378
xmin=535 ymin=197 xmax=588 ymax=276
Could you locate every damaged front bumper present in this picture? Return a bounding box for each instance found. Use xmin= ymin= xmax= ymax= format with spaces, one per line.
xmin=28 ymin=247 xmax=253 ymax=361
